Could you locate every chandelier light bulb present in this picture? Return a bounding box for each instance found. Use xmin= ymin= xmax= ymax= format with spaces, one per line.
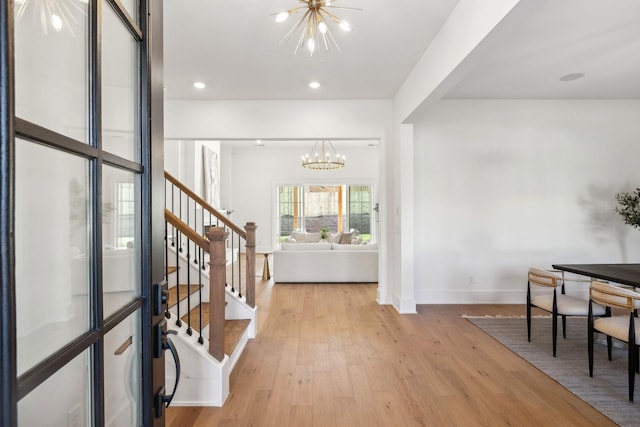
xmin=307 ymin=38 xmax=316 ymax=54
xmin=318 ymin=21 xmax=327 ymax=34
xmin=50 ymin=14 xmax=63 ymax=32
xmin=340 ymin=21 xmax=352 ymax=31
xmin=275 ymin=12 xmax=290 ymax=23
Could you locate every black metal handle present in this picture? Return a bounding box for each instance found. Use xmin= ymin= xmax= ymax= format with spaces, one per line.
xmin=162 ymin=331 xmax=180 ymax=408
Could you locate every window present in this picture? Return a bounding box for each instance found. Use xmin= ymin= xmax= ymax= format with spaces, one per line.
xmin=276 ymin=184 xmax=375 ymax=244
xmin=115 ymin=181 xmax=136 ymax=249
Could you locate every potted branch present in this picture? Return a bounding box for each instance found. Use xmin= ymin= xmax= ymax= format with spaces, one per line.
xmin=615 ymin=188 xmax=640 ymax=229
xmin=320 ymin=227 xmax=330 ymax=241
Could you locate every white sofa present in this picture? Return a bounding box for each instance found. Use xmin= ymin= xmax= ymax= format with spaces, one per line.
xmin=273 ymin=241 xmax=378 ymax=283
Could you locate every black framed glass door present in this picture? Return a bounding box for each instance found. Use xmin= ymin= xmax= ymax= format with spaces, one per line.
xmin=1 ymin=0 xmax=165 ymax=425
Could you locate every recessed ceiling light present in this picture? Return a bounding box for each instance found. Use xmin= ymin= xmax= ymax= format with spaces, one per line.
xmin=559 ymin=73 xmax=585 ymax=82
xmin=309 ymin=81 xmax=321 ymax=89
xmin=193 ymin=81 xmax=206 ymax=89
xmin=256 ymin=139 xmax=264 ymax=146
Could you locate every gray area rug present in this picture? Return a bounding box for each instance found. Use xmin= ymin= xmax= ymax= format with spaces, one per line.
xmin=467 ymin=316 xmax=639 ymax=427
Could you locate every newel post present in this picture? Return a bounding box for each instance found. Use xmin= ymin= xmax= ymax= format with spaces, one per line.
xmin=244 ymin=222 xmax=257 ymax=308
xmin=207 ymin=226 xmax=228 ymax=362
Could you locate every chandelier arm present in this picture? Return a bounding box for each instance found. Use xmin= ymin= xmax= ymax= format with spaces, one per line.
xmin=59 ymin=0 xmax=80 ymax=24
xmin=15 ymin=2 xmax=28 ymax=21
xmin=294 ymin=32 xmax=303 ymax=54
xmin=269 ymin=6 xmax=307 ymax=17
xmin=68 ymin=0 xmax=87 ymax=15
xmin=321 ymin=30 xmax=329 ymax=50
xmin=305 ymin=12 xmax=318 ymax=40
xmin=323 ymin=25 xmax=342 ymax=53
xmin=279 ymin=9 xmax=312 ymax=44
xmin=57 ymin=0 xmax=78 ymax=37
xmin=327 ymin=141 xmax=339 ymax=155
xmin=41 ymin=0 xmax=52 ymax=34
xmin=322 ymin=6 xmax=363 ymax=11
xmin=310 ymin=140 xmax=321 ymax=155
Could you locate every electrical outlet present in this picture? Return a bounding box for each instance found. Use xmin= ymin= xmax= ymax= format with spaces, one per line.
xmin=67 ymin=403 xmax=82 ymax=427
xmin=468 ymin=276 xmax=476 ymax=286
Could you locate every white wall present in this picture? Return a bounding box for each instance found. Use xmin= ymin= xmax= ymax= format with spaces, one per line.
xmin=412 ymin=99 xmax=640 ymax=303
xmin=224 ymin=144 xmax=379 ymax=250
xmin=164 ymin=100 xmax=392 ymax=141
xmin=164 ymin=139 xmax=221 ymax=198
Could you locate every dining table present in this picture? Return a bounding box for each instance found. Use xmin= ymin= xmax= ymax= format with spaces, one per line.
xmin=551 ymin=263 xmax=640 ymax=287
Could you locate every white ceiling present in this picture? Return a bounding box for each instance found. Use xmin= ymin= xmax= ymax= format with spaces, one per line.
xmin=163 ymin=0 xmax=640 ymax=103
xmin=446 ymin=0 xmax=640 ymax=99
xmin=163 ymin=0 xmax=460 ymax=101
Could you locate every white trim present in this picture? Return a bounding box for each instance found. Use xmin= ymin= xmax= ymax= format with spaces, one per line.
xmin=415 ymin=290 xmax=525 ymax=305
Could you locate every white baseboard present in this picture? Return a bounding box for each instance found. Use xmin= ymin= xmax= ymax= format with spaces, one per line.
xmin=415 ymin=289 xmax=526 ymax=305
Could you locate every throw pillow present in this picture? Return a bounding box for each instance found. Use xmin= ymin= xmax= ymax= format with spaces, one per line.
xmin=339 ymin=232 xmax=353 ymax=244
xmin=330 ymin=232 xmax=343 ymax=243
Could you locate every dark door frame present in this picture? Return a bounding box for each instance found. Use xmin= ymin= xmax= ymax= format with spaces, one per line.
xmin=0 ymin=0 xmax=165 ymax=425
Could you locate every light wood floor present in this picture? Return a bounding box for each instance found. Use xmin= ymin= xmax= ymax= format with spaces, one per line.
xmin=166 ymin=272 xmax=615 ymax=426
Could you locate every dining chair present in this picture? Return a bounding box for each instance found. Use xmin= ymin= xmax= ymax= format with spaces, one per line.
xmin=588 ymin=281 xmax=640 ymax=401
xmin=527 ymin=267 xmax=605 ymax=357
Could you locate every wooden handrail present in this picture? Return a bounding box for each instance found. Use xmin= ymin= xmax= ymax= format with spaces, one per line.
xmin=164 ymin=171 xmax=246 ymax=239
xmin=164 ymin=208 xmax=209 ymax=252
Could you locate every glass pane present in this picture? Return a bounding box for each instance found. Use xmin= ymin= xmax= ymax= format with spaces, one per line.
xmin=103 ymin=165 xmax=140 ymax=318
xmin=104 ymin=310 xmax=141 ymax=427
xmin=349 ymin=186 xmax=372 ymax=241
xmin=14 ymin=0 xmax=89 ymax=143
xmin=119 ymin=0 xmax=139 ymax=24
xmin=15 ymin=139 xmax=91 ymax=376
xmin=304 ymin=185 xmax=339 ymax=232
xmin=102 ymin=1 xmax=139 ymax=162
xmin=18 ymin=347 xmax=92 ymax=426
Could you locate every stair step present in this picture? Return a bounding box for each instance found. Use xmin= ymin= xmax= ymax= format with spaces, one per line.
xmin=180 ymin=305 xmax=250 ymax=355
xmin=168 ymin=284 xmax=202 ymax=308
xmin=224 ymin=319 xmax=251 ymax=356
xmin=181 ymin=303 xmax=210 ymax=331
xmin=166 ymin=266 xmax=178 ymax=275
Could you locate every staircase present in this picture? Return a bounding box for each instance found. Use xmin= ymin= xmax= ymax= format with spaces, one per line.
xmin=164 ymin=171 xmax=257 ymax=406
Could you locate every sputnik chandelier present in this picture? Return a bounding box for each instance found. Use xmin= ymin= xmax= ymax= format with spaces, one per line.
xmin=302 ymin=140 xmax=345 ymax=170
xmin=273 ymin=0 xmax=361 ymax=56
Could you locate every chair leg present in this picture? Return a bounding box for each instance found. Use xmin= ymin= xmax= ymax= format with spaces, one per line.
xmin=552 ymin=291 xmax=558 ymax=357
xmin=588 ymin=302 xmax=594 ymax=377
xmin=527 ymin=282 xmax=532 ymax=342
xmin=629 ymin=315 xmax=636 ymax=401
xmin=607 ymin=336 xmax=613 ymax=361
xmin=627 ymin=343 xmax=637 ymax=401
xmin=629 ymin=350 xmax=635 ymax=402
xmin=562 ymin=315 xmax=567 ymax=339
xmin=552 ymin=316 xmax=558 ymax=357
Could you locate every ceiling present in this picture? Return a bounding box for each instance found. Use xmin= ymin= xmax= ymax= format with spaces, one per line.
xmin=446 ymin=0 xmax=640 ymax=99
xmin=163 ymin=0 xmax=640 ymax=103
xmin=163 ymin=0 xmax=460 ymax=101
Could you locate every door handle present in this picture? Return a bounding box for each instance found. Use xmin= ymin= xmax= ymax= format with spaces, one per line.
xmin=163 ymin=330 xmax=180 ymax=407
xmin=154 ymin=329 xmax=181 ymax=417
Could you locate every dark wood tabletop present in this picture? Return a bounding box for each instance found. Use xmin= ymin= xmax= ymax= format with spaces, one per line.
xmin=552 ymin=264 xmax=640 ymax=287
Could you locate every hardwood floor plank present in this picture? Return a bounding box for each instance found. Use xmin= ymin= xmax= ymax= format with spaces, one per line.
xmin=288 ymin=405 xmax=313 ymax=426
xmin=167 ymin=282 xmax=617 ymax=427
